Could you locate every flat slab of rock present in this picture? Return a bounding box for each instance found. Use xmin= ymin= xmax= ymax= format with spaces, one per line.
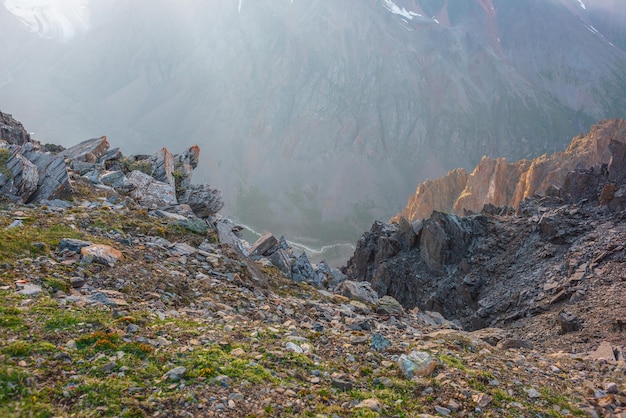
xmin=249 ymin=233 xmax=279 ymax=258
xmin=60 ymin=136 xmax=110 ymax=163
xmin=180 ymin=183 xmax=224 ymax=218
xmin=57 ymin=238 xmax=93 ymax=253
xmin=398 ymin=351 xmax=436 ymax=379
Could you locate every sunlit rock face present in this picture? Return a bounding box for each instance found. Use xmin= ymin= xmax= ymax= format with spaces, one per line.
xmin=3 ymin=0 xmax=89 ymax=41
xmin=1 ymin=0 xmax=626 ymax=251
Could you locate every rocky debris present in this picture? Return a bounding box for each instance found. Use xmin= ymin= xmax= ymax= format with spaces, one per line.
xmin=394 ymin=119 xmax=626 ymax=223
xmin=1 ymin=200 xmax=625 ymax=417
xmin=345 ymin=145 xmax=626 ymax=333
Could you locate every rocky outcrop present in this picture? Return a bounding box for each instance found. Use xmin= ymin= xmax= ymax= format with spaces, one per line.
xmin=349 ymin=122 xmax=626 ymax=330
xmin=394 ymin=119 xmax=626 ymax=223
xmin=0 ymin=111 xmax=31 ymax=146
xmin=0 ymin=112 xmax=224 ymax=215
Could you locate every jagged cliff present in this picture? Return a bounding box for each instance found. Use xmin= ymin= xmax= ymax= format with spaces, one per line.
xmin=394 ymin=118 xmax=626 ymax=222
xmin=347 ymin=120 xmax=626 ymax=334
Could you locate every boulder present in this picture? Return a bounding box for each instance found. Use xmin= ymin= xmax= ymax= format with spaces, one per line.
xmin=335 ymin=280 xmax=379 ymax=305
xmin=127 ymin=170 xmax=177 ymax=209
xmin=179 ymin=183 xmax=224 ymax=218
xmin=80 ymin=244 xmax=124 ymax=266
xmin=20 ymin=142 xmax=72 ymax=203
xmin=100 ymin=171 xmax=127 ymax=188
xmin=249 ymin=233 xmax=279 ymax=258
xmin=377 ymin=295 xmax=404 ymax=316
xmin=398 ymin=351 xmax=437 ymax=379
xmin=291 ymin=253 xmax=323 ymax=287
xmin=57 ymin=238 xmax=93 ymax=253
xmin=269 ymin=248 xmax=293 ymax=275
xmin=0 ymin=145 xmax=39 ymax=202
xmin=59 ymin=136 xmax=110 ymax=163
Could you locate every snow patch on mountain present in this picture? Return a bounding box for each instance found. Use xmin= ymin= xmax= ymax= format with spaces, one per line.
xmin=577 ymin=0 xmax=586 ymax=10
xmin=382 ymin=0 xmax=422 ymax=20
xmin=3 ymin=0 xmax=90 ymax=41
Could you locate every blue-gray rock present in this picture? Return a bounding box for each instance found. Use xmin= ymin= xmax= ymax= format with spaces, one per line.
xmin=291 ymin=253 xmax=323 ymax=287
xmin=100 ymin=171 xmax=127 ymax=188
xmin=16 ymin=283 xmax=43 ymax=297
xmin=127 ymin=170 xmax=177 ymax=209
xmin=0 ymin=144 xmax=38 ymax=202
xmin=163 ymin=366 xmax=186 ymax=382
xmin=269 ymin=249 xmax=293 ymax=275
xmin=370 ymin=333 xmax=391 ymax=351
xmin=179 ymin=183 xmax=224 ymax=218
xmin=21 ymin=142 xmax=72 ymax=203
xmin=59 ymin=136 xmax=110 ymax=163
xmin=57 ymin=238 xmax=93 ymax=253
xmin=398 ymin=351 xmax=437 ymax=379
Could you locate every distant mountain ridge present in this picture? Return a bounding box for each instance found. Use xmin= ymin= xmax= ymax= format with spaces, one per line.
xmin=2 ymin=0 xmax=626 ymax=248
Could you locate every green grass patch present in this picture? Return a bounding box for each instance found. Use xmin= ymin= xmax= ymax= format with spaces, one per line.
xmin=0 ymin=366 xmax=29 ymax=403
xmin=3 ymin=340 xmax=33 ymax=357
xmin=0 ymin=224 xmax=85 ymax=262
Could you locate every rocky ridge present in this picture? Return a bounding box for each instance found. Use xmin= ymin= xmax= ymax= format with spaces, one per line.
xmin=0 ymin=113 xmax=625 ymax=416
xmin=394 ymin=119 xmax=626 ymax=223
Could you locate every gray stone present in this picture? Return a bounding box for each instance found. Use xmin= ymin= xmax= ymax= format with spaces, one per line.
xmin=377 ymin=295 xmax=404 ymax=316
xmin=169 ymin=243 xmax=197 ymax=257
xmin=249 ymin=233 xmax=279 ymax=258
xmin=0 ymin=112 xmax=32 ymax=145
xmin=173 ymin=217 xmax=209 ymax=234
xmin=57 ymin=238 xmax=93 ymax=253
xmin=558 ymin=311 xmax=582 ymax=334
xmin=179 ymin=183 xmax=224 ymax=218
xmin=398 ymin=351 xmax=437 ymax=379
xmin=42 ymin=199 xmax=73 ymax=209
xmin=163 ymin=366 xmax=187 ymax=381
xmin=100 ymin=171 xmax=127 ymax=188
xmin=60 ymin=136 xmax=110 ymax=163
xmin=370 ymin=333 xmax=391 ymax=351
xmin=269 ymin=249 xmax=293 ymax=275
xmin=331 ymin=378 xmax=353 ymax=391
xmin=16 ymin=283 xmax=43 ymax=297
xmin=285 ymin=342 xmax=303 ymax=353
xmin=20 ymin=142 xmax=72 ymax=203
xmin=335 ymin=280 xmax=379 ymax=304
xmin=70 ymin=277 xmax=85 ymax=288
xmin=496 ymin=339 xmax=534 ymax=350
xmin=0 ymin=145 xmax=38 ymax=202
xmin=291 ymin=253 xmax=323 ymax=287
xmin=127 ymin=170 xmax=177 ymax=209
